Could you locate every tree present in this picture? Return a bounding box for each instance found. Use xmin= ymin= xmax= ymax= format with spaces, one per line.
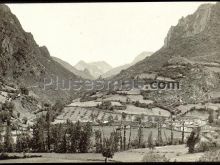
xmin=170 ymin=115 xmax=174 ymax=145
xmin=17 ymin=112 xmax=20 ymax=118
xmin=59 ymin=130 xmax=67 ymax=153
xmin=128 ymin=124 xmax=132 ymax=149
xmin=46 ymin=109 xmax=52 ymax=151
xmin=137 ymin=125 xmax=144 ymax=148
xmin=147 ymin=131 xmax=155 ymax=149
xmin=31 ymin=116 xmax=46 ymax=152
xmin=121 ymin=112 xmax=127 ymax=151
xmin=107 ymin=115 xmax=114 ymax=125
xmin=102 ymin=138 xmax=114 ymax=163
xmin=182 ymin=121 xmax=185 ymax=144
xmin=20 ymin=86 xmax=29 ymax=95
xmin=22 ymin=117 xmax=28 ymax=124
xmin=0 ymin=123 xmax=3 ymax=152
xmin=208 ymin=110 xmax=214 ymax=124
xmin=95 ymin=130 xmax=103 ymax=153
xmin=186 ymin=127 xmax=201 ymax=153
xmin=148 ymin=116 xmax=152 ymax=123
xmin=4 ymin=120 xmax=14 ymax=152
xmin=79 ymin=122 xmax=93 ymax=153
xmin=110 ymin=131 xmax=120 ymax=152
xmin=157 ymin=117 xmax=163 ymax=146
xmin=52 ymin=100 xmax=64 ymax=115
xmin=135 ymin=114 xmax=144 ymax=148
xmin=51 ymin=123 xmax=62 ymax=153
xmin=68 ymin=121 xmax=81 ymax=153
xmin=16 ymin=131 xmax=31 ymax=152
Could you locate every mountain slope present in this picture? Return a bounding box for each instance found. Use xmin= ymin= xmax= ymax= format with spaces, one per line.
xmin=114 ymin=3 xmax=220 ymax=79
xmin=52 ymin=56 xmax=94 ymax=80
xmin=131 ymin=51 xmax=153 ymax=65
xmin=0 ymin=4 xmax=81 ymax=103
xmin=111 ymin=3 xmax=220 ymax=107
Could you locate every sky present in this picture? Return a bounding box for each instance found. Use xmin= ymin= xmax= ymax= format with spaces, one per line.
xmin=8 ymin=2 xmax=215 ymax=67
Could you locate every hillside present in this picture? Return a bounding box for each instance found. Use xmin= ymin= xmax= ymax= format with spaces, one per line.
xmin=0 ymin=4 xmax=82 ymax=104
xmin=52 ymin=56 xmax=94 ymax=80
xmin=111 ymin=3 xmax=220 ymax=106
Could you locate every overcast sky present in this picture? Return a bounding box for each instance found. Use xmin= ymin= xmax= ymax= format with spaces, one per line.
xmin=8 ymin=2 xmax=215 ymax=67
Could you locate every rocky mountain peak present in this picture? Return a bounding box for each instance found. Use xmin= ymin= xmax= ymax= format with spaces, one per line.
xmin=0 ymin=4 xmax=11 ymax=13
xmin=164 ymin=3 xmax=213 ymax=48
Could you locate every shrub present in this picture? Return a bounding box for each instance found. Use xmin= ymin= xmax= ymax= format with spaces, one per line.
xmin=20 ymin=86 xmax=29 ymax=95
xmin=195 ymin=141 xmax=216 ymax=152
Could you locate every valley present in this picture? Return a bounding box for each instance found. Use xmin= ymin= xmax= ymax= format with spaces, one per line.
xmin=1 ymin=2 xmax=220 ymax=163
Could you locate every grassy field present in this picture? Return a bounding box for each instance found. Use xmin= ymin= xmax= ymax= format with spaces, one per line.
xmin=0 ymin=145 xmax=204 ymax=163
xmin=0 ymin=153 xmax=107 ymax=163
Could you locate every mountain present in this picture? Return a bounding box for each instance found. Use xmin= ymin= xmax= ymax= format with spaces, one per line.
xmin=0 ymin=4 xmax=81 ymax=104
xmin=112 ymin=3 xmax=220 ymax=107
xmin=74 ymin=60 xmax=112 ymax=78
xmin=102 ymin=64 xmax=131 ymax=79
xmin=52 ymin=57 xmax=94 ymax=80
xmin=102 ymin=51 xmax=153 ymax=78
xmin=131 ymin=51 xmax=153 ymax=65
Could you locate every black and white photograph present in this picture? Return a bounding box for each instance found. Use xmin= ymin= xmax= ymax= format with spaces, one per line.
xmin=0 ymin=1 xmax=220 ymax=163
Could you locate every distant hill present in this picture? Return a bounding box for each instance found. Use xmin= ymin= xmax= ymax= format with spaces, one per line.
xmin=102 ymin=51 xmax=153 ymax=78
xmin=52 ymin=57 xmax=94 ymax=80
xmin=74 ymin=60 xmax=112 ymax=78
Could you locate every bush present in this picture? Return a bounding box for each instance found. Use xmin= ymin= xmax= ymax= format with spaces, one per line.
xmin=20 ymin=86 xmax=29 ymax=95
xmin=0 ymin=153 xmax=19 ymax=160
xmin=195 ymin=141 xmax=216 ymax=152
xmin=142 ymin=152 xmax=169 ymax=162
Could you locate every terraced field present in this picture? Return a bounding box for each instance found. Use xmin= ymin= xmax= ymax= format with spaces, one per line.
xmin=177 ymin=102 xmax=220 ymax=119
